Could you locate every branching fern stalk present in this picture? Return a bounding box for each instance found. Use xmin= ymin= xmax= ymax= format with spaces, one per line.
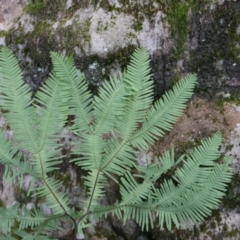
xmin=0 ymin=46 xmax=232 ymax=239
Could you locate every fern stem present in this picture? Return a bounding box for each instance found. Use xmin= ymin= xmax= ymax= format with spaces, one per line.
xmin=43 ymin=179 xmax=78 ymax=236
xmin=88 ymin=170 xmax=101 ymax=211
xmin=78 ymin=169 xmax=100 ymax=224
xmin=38 ymin=152 xmax=78 ymax=237
xmin=100 ymin=139 xmax=128 ymax=171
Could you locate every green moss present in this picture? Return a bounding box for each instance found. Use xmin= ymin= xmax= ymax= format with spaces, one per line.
xmin=193 ymin=226 xmax=200 ymax=237
xmin=152 ymin=227 xmax=196 ymax=240
xmin=200 ymin=222 xmax=207 ymax=232
xmin=189 ymin=1 xmax=240 ymax=95
xmin=105 ymin=44 xmax=136 ymax=67
xmin=4 ymin=11 xmax=91 ymax=76
xmin=14 ymin=35 xmax=25 ymax=44
xmin=32 ymin=21 xmax=51 ymax=36
xmin=57 ymin=17 xmax=92 ymax=55
xmin=214 ymin=93 xmax=240 ymax=109
xmin=223 ymin=223 xmax=228 ymax=232
xmin=164 ymin=0 xmax=207 ymax=58
xmin=24 ymin=0 xmax=65 ymax=20
xmin=85 ymin=0 xmax=198 ymax=58
xmin=132 ymin=20 xmax=143 ymax=32
xmin=54 ymin=171 xmax=72 ymax=189
xmin=4 ymin=28 xmax=27 ymax=47
xmin=25 ymin=0 xmax=45 ymax=15
xmin=212 ymin=92 xmax=240 ymax=116
xmin=215 ymin=211 xmax=222 ymax=224
xmin=230 ymin=45 xmax=240 ymax=60
xmin=174 ymin=137 xmax=202 ymax=157
xmin=118 ymin=0 xmax=131 ymax=5
xmin=14 ymin=186 xmax=32 ymax=205
xmin=225 ymin=144 xmax=234 ymax=152
xmin=93 ymin=224 xmax=116 ymax=240
xmin=97 ymin=20 xmax=109 ymax=32
xmin=166 ymin=0 xmax=190 ymax=57
xmin=5 ymin=19 xmax=54 ymax=68
xmin=0 ymin=30 xmax=8 ymax=37
xmin=0 ymin=199 xmax=5 ymax=207
xmin=18 ymin=0 xmax=206 ymax=70
xmin=222 ymin=174 xmax=240 ymax=209
xmin=210 ymin=221 xmax=217 ymax=229
xmin=227 ymin=228 xmax=239 ymax=237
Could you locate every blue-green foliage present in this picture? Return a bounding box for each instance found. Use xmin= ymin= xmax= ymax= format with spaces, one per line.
xmin=0 ymin=47 xmax=232 ymax=239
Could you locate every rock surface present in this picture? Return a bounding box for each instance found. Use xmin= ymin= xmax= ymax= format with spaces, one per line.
xmin=1 ymin=0 xmax=240 ymax=239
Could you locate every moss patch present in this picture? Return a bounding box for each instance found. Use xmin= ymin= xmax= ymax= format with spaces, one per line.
xmin=0 ymin=199 xmax=5 ymax=208
xmin=24 ymin=0 xmax=66 ymax=20
xmin=222 ymin=174 xmax=240 ymax=209
xmin=166 ymin=0 xmax=191 ymax=57
xmin=189 ymin=1 xmax=240 ymax=95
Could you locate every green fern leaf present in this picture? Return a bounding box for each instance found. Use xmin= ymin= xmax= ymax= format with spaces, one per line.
xmin=130 ymin=73 xmax=197 ymax=149
xmin=93 ymin=133 xmax=232 ymax=231
xmin=0 ymin=47 xmax=232 ymax=238
xmin=0 ymin=235 xmax=16 ymax=240
xmin=117 ymin=48 xmax=154 ymax=140
xmin=33 ymin=178 xmax=71 ymax=215
xmin=0 ymin=47 xmax=38 ymax=153
xmin=0 ymin=204 xmax=18 ymax=234
xmin=0 ymin=130 xmax=38 ymax=184
xmin=53 ymin=52 xmax=93 ymax=134
xmin=93 ymin=76 xmax=126 ymax=135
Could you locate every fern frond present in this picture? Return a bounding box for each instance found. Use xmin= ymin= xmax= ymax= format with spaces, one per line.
xmin=80 ymin=48 xmax=154 ymax=185
xmin=0 ymin=47 xmax=38 ymax=152
xmin=120 ymin=171 xmax=152 ymax=204
xmin=0 ymin=47 xmax=232 ymax=238
xmin=93 ymin=76 xmax=125 ymax=135
xmin=12 ymin=231 xmax=54 ymax=240
xmin=35 ymin=75 xmax=69 ymax=145
xmin=152 ymin=134 xmax=232 ymax=230
xmin=73 ymin=133 xmax=107 ymax=169
xmin=0 ymin=204 xmax=63 ymax=236
xmin=35 ymin=54 xmax=70 ymax=152
xmin=78 ymin=140 xmax=135 ymax=213
xmin=33 ymin=177 xmax=71 ymax=214
xmin=0 ymin=131 xmax=38 ymax=183
xmin=123 ymin=47 xmax=153 ymax=105
xmin=99 ymin=138 xmax=135 ymax=176
xmin=116 ymin=48 xmax=153 ymax=140
xmin=83 ymin=169 xmax=106 ymax=208
xmin=0 ymin=204 xmax=18 ymax=234
xmin=31 ymin=150 xmax=63 ymax=177
xmin=173 ymin=132 xmax=223 ymax=187
xmin=74 ymin=118 xmax=134 ymax=173
xmin=77 ymin=211 xmax=92 ymax=233
xmin=152 ymin=162 xmax=232 ymax=230
xmin=136 ymin=149 xmax=185 ymax=182
xmin=188 ymin=131 xmax=223 ymax=165
xmin=33 ymin=218 xmax=62 ymax=236
xmin=93 ymin=133 xmax=232 ymax=231
xmin=0 ymin=236 xmax=16 ymax=240
xmin=52 ymin=52 xmax=93 ymax=135
xmin=0 ymin=235 xmax=16 ymax=240
xmin=95 ymin=158 xmax=232 ymax=231
xmin=130 ymin=73 xmax=197 ymax=149
xmin=75 ymin=48 xmax=154 ymax=177
xmin=17 ymin=205 xmax=61 ymax=230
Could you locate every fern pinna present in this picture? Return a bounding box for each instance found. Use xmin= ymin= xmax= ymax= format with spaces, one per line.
xmin=0 ymin=46 xmax=232 ymax=239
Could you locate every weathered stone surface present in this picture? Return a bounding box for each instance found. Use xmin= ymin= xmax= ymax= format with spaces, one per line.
xmin=1 ymin=1 xmax=239 ymax=96
xmin=1 ymin=0 xmax=240 ymax=239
